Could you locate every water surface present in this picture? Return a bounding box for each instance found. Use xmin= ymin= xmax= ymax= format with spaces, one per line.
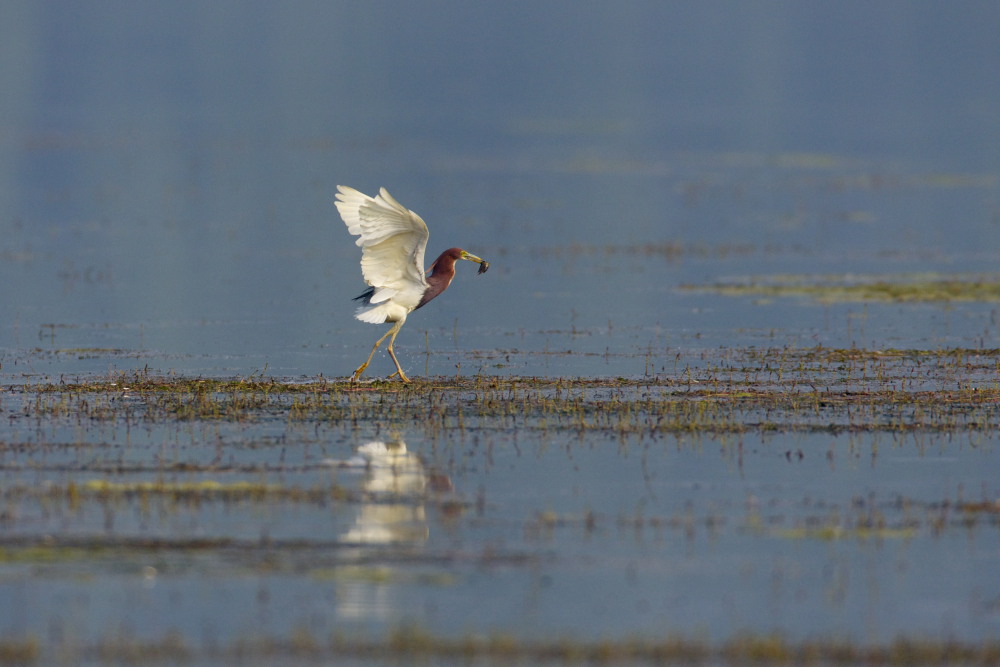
xmin=1 ymin=2 xmax=999 ymax=663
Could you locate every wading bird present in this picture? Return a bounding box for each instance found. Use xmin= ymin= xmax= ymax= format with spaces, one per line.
xmin=335 ymin=185 xmax=489 ymax=382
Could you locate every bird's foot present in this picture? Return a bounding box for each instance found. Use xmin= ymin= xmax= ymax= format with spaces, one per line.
xmin=385 ymin=370 xmax=411 ymax=383
xmin=350 ymin=364 xmax=368 ymax=382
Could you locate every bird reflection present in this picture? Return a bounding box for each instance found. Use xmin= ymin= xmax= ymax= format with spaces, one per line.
xmin=328 ymin=438 xmax=453 ymax=622
xmin=340 ymin=439 xmax=431 ymax=545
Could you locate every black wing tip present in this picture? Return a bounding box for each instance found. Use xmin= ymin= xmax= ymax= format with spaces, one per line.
xmin=352 ymin=286 xmax=375 ymax=303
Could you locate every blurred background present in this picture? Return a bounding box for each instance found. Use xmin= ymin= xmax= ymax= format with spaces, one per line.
xmin=1 ymin=1 xmax=999 ymax=379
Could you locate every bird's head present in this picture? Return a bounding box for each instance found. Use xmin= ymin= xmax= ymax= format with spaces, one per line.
xmin=429 ymin=248 xmax=490 ymax=276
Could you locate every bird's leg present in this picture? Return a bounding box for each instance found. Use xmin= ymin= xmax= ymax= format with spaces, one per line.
xmin=351 ymin=324 xmax=398 ymax=382
xmin=385 ymin=323 xmax=410 ymax=382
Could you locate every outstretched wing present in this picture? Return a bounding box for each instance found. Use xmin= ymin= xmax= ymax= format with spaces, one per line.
xmin=335 ymin=185 xmax=430 ymax=306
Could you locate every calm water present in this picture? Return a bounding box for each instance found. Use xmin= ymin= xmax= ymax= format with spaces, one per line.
xmin=1 ymin=1 xmax=999 ymax=660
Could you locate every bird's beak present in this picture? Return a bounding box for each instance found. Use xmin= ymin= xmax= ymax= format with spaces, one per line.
xmin=461 ymin=251 xmax=490 ymax=274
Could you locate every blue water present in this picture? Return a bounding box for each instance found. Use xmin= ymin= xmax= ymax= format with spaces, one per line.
xmin=1 ymin=1 xmax=999 ymax=660
xmin=1 ymin=2 xmax=999 ymax=380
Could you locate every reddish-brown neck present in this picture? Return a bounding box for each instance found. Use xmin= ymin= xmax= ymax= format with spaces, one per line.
xmin=416 ymin=248 xmax=464 ymax=310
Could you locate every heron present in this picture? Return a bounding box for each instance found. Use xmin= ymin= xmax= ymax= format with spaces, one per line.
xmin=335 ymin=185 xmax=489 ymax=382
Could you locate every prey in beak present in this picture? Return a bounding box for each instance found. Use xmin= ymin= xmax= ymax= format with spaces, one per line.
xmin=460 ymin=251 xmax=489 ymax=274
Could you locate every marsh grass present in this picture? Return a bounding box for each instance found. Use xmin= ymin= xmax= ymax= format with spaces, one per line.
xmin=17 ymin=345 xmax=1000 ymax=437
xmin=683 ymin=272 xmax=1000 ymax=302
xmin=1 ymin=629 xmax=997 ymax=665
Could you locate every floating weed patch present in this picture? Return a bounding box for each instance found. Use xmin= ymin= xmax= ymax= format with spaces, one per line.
xmin=0 ymin=480 xmax=356 ymax=506
xmin=32 ymin=347 xmax=144 ymax=358
xmin=772 ymin=525 xmax=918 ymax=541
xmin=12 ymin=346 xmax=1000 ymax=437
xmin=1 ymin=629 xmax=997 ymax=665
xmin=77 ymin=479 xmax=347 ymax=502
xmin=329 ymin=630 xmax=1000 ymax=665
xmin=533 ymin=492 xmax=998 ymax=543
xmin=683 ymin=272 xmax=1000 ymax=302
xmin=0 ymin=544 xmax=112 ymax=565
xmin=310 ymin=565 xmax=459 ymax=587
xmin=0 ymin=535 xmax=538 ymax=576
xmin=0 ymin=639 xmax=39 ymax=663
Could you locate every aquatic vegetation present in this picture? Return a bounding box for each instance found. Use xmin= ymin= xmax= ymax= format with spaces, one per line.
xmin=683 ymin=272 xmax=1000 ymax=302
xmin=0 ymin=629 xmax=996 ymax=665
xmin=16 ymin=345 xmax=1000 ymax=438
xmin=2 ymin=346 xmax=998 ymax=664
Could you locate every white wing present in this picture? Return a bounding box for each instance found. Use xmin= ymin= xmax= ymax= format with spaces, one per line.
xmin=335 ymin=186 xmax=429 ymax=307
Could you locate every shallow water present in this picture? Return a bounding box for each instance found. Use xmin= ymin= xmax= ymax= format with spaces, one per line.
xmin=1 ymin=2 xmax=1000 ymax=663
xmin=2 ymin=371 xmax=998 ymax=663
